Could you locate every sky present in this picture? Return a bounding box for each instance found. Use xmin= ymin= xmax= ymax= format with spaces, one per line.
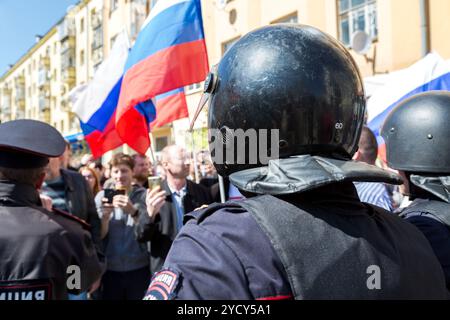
xmin=0 ymin=0 xmax=79 ymax=76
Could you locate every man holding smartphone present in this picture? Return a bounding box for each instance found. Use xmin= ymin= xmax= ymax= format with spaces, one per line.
xmin=94 ymin=153 xmax=150 ymax=300
xmin=135 ymin=145 xmax=213 ymax=277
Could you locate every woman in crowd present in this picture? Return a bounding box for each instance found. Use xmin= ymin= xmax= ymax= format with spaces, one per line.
xmin=79 ymin=166 xmax=102 ymax=195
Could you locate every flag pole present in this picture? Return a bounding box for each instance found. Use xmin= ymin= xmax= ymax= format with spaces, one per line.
xmin=187 ymin=101 xmax=200 ymax=184
xmin=148 ymin=141 xmax=156 ymax=166
xmin=190 ymin=131 xmax=200 ymax=183
xmin=188 ymin=87 xmax=226 ymax=202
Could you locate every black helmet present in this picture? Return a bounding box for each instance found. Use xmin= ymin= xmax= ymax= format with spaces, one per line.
xmin=381 ymin=91 xmax=450 ymax=173
xmin=197 ymin=24 xmax=365 ymax=177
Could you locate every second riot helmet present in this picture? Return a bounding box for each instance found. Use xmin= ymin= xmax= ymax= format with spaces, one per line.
xmin=381 ymin=91 xmax=450 ymax=173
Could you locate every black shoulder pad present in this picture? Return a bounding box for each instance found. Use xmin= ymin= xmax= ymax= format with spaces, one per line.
xmin=184 ymin=201 xmax=244 ymax=225
xmin=52 ymin=208 xmax=91 ymax=230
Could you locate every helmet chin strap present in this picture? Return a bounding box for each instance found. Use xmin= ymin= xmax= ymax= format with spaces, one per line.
xmin=189 ymin=65 xmax=219 ymax=132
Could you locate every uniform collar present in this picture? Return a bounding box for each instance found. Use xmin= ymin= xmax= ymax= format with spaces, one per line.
xmin=230 ymin=155 xmax=402 ymax=195
xmin=0 ymin=180 xmax=41 ymax=206
xmin=410 ymin=174 xmax=450 ymax=203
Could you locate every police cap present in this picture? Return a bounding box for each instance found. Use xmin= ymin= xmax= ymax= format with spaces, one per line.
xmin=0 ymin=119 xmax=66 ymax=169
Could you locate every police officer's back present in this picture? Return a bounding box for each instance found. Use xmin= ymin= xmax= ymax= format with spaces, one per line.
xmin=0 ymin=120 xmax=104 ymax=300
xmin=144 ymin=25 xmax=448 ymax=300
xmin=382 ymin=91 xmax=450 ymax=290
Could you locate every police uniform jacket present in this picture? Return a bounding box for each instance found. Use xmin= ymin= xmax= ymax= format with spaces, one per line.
xmin=60 ymin=169 xmax=102 ymax=248
xmin=0 ymin=180 xmax=104 ymax=300
xmin=144 ymin=182 xmax=448 ymax=300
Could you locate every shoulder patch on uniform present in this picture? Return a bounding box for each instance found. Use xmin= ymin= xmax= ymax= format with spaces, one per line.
xmin=0 ymin=280 xmax=52 ymax=300
xmin=52 ymin=208 xmax=91 ymax=230
xmin=143 ymin=269 xmax=181 ymax=300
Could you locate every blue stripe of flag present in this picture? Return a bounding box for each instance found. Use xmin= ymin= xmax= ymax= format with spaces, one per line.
xmin=85 ymin=77 xmax=123 ymax=132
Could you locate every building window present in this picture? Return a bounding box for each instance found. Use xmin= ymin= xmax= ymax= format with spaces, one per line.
xmin=272 ymin=12 xmax=298 ymax=24
xmin=80 ymin=50 xmax=85 ymax=66
xmin=110 ymin=0 xmax=119 ymax=14
xmin=222 ymin=36 xmax=240 ymax=56
xmin=337 ymin=0 xmax=377 ymax=46
xmin=110 ymin=34 xmax=118 ymax=49
xmin=80 ymin=18 xmax=85 ymax=33
xmin=54 ymin=42 xmax=57 ymax=54
xmin=155 ymin=136 xmax=168 ymax=152
xmin=92 ymin=27 xmax=103 ymax=50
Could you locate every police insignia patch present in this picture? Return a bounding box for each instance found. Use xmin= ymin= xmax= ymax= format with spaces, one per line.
xmin=0 ymin=280 xmax=52 ymax=300
xmin=143 ymin=269 xmax=181 ymax=300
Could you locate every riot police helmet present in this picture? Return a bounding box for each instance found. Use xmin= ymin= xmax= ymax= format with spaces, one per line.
xmin=192 ymin=24 xmax=366 ymax=177
xmin=381 ymin=91 xmax=450 ymax=174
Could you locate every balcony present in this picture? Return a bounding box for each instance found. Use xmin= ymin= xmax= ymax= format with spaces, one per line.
xmin=58 ymin=18 xmax=75 ymax=42
xmin=92 ymin=14 xmax=102 ymax=29
xmin=92 ymin=48 xmax=103 ymax=66
xmin=39 ymin=94 xmax=50 ymax=112
xmin=40 ymin=109 xmax=51 ymax=123
xmin=15 ymin=109 xmax=25 ymax=119
xmin=61 ymin=50 xmax=76 ymax=68
xmin=15 ymin=74 xmax=25 ymax=86
xmin=61 ymin=67 xmax=76 ymax=88
xmin=61 ymin=37 xmax=76 ymax=54
xmin=92 ymin=39 xmax=103 ymax=52
xmin=39 ymin=56 xmax=50 ymax=68
xmin=1 ymin=95 xmax=12 ymax=115
xmin=92 ymin=27 xmax=103 ymax=51
xmin=38 ymin=69 xmax=51 ymax=88
xmin=15 ymin=87 xmax=25 ymax=108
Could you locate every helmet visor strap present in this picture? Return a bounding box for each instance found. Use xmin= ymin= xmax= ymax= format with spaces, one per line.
xmin=189 ymin=92 xmax=211 ymax=132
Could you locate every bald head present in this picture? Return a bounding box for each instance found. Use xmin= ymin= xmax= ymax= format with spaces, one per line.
xmin=161 ymin=145 xmax=184 ymax=162
xmin=355 ymin=127 xmax=378 ymax=165
xmin=161 ymin=145 xmax=190 ymax=179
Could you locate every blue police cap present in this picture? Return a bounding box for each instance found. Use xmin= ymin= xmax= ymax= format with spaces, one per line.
xmin=0 ymin=119 xmax=66 ymax=169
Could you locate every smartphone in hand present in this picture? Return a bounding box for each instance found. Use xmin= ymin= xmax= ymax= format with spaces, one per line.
xmin=103 ymin=188 xmax=126 ymax=204
xmin=148 ymin=176 xmax=162 ymax=190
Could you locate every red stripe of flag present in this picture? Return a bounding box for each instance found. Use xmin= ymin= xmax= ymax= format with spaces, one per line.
xmin=151 ymin=90 xmax=189 ymax=130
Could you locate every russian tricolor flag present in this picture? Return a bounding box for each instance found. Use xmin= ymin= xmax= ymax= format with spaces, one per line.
xmin=367 ymin=53 xmax=450 ymax=161
xmin=72 ymin=31 xmax=131 ymax=158
xmin=116 ymin=0 xmax=209 ymax=154
xmin=151 ymin=88 xmax=189 ymax=129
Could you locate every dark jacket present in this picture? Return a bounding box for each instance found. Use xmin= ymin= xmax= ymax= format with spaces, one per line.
xmin=135 ymin=179 xmax=212 ymax=275
xmin=0 ymin=181 xmax=103 ymax=300
xmin=400 ymin=198 xmax=450 ymax=291
xmin=144 ymin=182 xmax=449 ymax=300
xmin=209 ymin=177 xmax=229 ymax=202
xmin=59 ymin=169 xmax=102 ymax=248
xmin=95 ymin=185 xmax=149 ymax=272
